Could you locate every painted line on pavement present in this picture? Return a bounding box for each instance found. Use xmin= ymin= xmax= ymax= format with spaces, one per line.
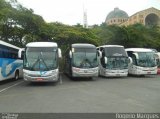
xmin=0 ymin=81 xmax=24 ymax=93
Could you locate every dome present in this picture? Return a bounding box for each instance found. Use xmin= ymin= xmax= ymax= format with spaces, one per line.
xmin=106 ymin=8 xmax=129 ymax=21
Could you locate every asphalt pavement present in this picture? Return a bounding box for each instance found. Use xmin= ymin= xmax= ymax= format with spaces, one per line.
xmin=0 ymin=75 xmax=160 ymax=113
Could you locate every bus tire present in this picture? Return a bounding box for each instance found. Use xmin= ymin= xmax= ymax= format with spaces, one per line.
xmin=14 ymin=70 xmax=19 ymax=80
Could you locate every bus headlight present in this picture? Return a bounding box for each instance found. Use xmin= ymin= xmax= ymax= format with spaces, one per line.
xmin=72 ymin=67 xmax=80 ymax=72
xmin=93 ymin=69 xmax=98 ymax=72
xmin=52 ymin=69 xmax=59 ymax=73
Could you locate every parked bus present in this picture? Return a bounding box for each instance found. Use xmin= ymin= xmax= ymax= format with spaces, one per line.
xmin=125 ymin=48 xmax=157 ymax=75
xmin=97 ymin=45 xmax=131 ymax=77
xmin=0 ymin=40 xmax=23 ymax=81
xmin=155 ymin=52 xmax=160 ymax=74
xmin=64 ymin=43 xmax=99 ymax=78
xmin=23 ymin=42 xmax=62 ymax=82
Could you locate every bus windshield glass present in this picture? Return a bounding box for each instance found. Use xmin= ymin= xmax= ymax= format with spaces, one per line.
xmin=72 ymin=48 xmax=98 ymax=68
xmin=105 ymin=47 xmax=127 ymax=57
xmin=24 ymin=47 xmax=58 ymax=71
xmin=136 ymin=52 xmax=157 ymax=67
xmin=106 ymin=57 xmax=129 ymax=69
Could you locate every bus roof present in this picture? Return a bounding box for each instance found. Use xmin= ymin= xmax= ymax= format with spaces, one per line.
xmin=72 ymin=43 xmax=96 ymax=48
xmin=26 ymin=42 xmax=58 ymax=47
xmin=0 ymin=40 xmax=21 ymax=50
xmin=125 ymin=48 xmax=154 ymax=52
xmin=97 ymin=45 xmax=124 ymax=48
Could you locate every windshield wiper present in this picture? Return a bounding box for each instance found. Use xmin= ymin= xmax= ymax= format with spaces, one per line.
xmin=40 ymin=52 xmax=49 ymax=71
xmin=31 ymin=56 xmax=40 ymax=70
xmin=31 ymin=53 xmax=49 ymax=71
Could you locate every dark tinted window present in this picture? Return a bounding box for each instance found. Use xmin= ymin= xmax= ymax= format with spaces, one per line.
xmin=0 ymin=44 xmax=18 ymax=59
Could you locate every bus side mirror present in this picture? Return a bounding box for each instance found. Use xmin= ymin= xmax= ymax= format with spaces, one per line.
xmin=98 ymin=51 xmax=102 ymax=58
xmin=128 ymin=57 xmax=133 ymax=64
xmin=133 ymin=53 xmax=139 ymax=59
xmin=18 ymin=51 xmax=21 ymax=58
xmin=104 ymin=57 xmax=107 ymax=64
xmin=69 ymin=50 xmax=72 ymax=58
xmin=58 ymin=48 xmax=62 ymax=58
xmin=155 ymin=53 xmax=160 ymax=60
xmin=154 ymin=53 xmax=158 ymax=63
xmin=18 ymin=48 xmax=24 ymax=59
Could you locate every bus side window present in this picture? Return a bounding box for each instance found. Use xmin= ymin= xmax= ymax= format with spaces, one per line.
xmin=0 ymin=49 xmax=3 ymax=58
xmin=2 ymin=49 xmax=7 ymax=58
xmin=0 ymin=49 xmax=2 ymax=58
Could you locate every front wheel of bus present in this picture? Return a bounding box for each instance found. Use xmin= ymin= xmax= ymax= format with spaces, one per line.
xmin=14 ymin=71 xmax=19 ymax=80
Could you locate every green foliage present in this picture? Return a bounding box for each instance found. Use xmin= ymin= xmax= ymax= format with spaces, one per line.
xmin=45 ymin=22 xmax=99 ymax=53
xmin=0 ymin=0 xmax=45 ymax=47
xmin=92 ymin=23 xmax=160 ymax=51
xmin=0 ymin=0 xmax=160 ymax=52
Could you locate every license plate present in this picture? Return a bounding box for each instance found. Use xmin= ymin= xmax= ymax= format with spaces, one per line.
xmin=37 ymin=78 xmax=43 ymax=81
xmin=147 ymin=72 xmax=151 ymax=74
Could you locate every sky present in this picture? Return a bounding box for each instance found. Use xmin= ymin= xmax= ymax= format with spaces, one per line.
xmin=17 ymin=0 xmax=160 ymax=25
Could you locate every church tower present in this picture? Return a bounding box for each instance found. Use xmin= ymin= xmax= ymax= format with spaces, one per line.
xmin=83 ymin=6 xmax=88 ymax=28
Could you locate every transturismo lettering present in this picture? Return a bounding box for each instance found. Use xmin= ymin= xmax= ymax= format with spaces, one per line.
xmin=116 ymin=113 xmax=136 ymax=119
xmin=136 ymin=113 xmax=159 ymax=119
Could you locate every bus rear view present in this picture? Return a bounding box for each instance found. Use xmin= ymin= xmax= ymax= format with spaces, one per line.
xmin=23 ymin=42 xmax=62 ymax=82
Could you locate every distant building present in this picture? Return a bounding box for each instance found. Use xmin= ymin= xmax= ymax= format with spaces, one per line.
xmin=83 ymin=7 xmax=88 ymax=28
xmin=105 ymin=8 xmax=129 ymax=25
xmin=105 ymin=7 xmax=160 ymax=27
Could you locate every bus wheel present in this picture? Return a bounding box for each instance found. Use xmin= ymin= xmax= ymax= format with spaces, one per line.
xmin=14 ymin=71 xmax=19 ymax=80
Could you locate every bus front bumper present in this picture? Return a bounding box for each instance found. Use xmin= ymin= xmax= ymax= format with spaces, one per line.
xmin=129 ymin=66 xmax=157 ymax=75
xmin=23 ymin=69 xmax=59 ymax=82
xmin=24 ymin=75 xmax=59 ymax=82
xmin=72 ymin=67 xmax=99 ymax=77
xmin=103 ymin=69 xmax=128 ymax=77
xmin=133 ymin=69 xmax=157 ymax=75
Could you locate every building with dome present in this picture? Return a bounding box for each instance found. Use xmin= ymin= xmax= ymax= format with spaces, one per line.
xmin=105 ymin=8 xmax=129 ymax=25
xmin=105 ymin=7 xmax=160 ymax=26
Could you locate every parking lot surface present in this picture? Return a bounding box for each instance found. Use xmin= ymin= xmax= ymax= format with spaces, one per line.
xmin=0 ymin=75 xmax=159 ymax=113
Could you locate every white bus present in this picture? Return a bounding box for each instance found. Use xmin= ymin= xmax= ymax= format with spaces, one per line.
xmin=97 ymin=45 xmax=131 ymax=77
xmin=0 ymin=40 xmax=23 ymax=81
xmin=23 ymin=42 xmax=62 ymax=82
xmin=64 ymin=43 xmax=99 ymax=78
xmin=125 ymin=48 xmax=157 ymax=75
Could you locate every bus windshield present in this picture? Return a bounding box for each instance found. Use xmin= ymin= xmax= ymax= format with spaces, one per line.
xmin=24 ymin=47 xmax=58 ymax=71
xmin=72 ymin=48 xmax=98 ymax=68
xmin=105 ymin=47 xmax=127 ymax=57
xmin=106 ymin=57 xmax=128 ymax=69
xmin=136 ymin=52 xmax=157 ymax=67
